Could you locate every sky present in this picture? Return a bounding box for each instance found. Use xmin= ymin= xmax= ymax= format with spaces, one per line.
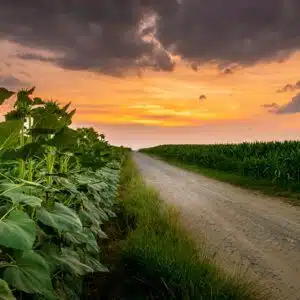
xmin=0 ymin=1 xmax=300 ymax=149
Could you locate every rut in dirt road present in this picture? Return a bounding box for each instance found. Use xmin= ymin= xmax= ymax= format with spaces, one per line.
xmin=133 ymin=152 xmax=300 ymax=300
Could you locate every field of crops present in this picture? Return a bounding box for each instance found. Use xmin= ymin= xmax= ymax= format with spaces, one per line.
xmin=141 ymin=142 xmax=300 ymax=191
xmin=0 ymin=87 xmax=125 ymax=299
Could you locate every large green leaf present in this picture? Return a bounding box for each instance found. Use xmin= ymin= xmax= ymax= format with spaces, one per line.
xmin=2 ymin=143 xmax=45 ymax=160
xmin=78 ymin=207 xmax=95 ymax=226
xmin=48 ymin=127 xmax=78 ymax=150
xmin=0 ymin=279 xmax=16 ymax=300
xmin=4 ymin=110 xmax=25 ymax=121
xmin=38 ymin=244 xmax=60 ymax=273
xmin=3 ymin=250 xmax=55 ymax=299
xmin=90 ymin=224 xmax=108 ymax=239
xmin=84 ymin=228 xmax=99 ymax=254
xmin=0 ymin=210 xmax=36 ymax=250
xmin=32 ymin=110 xmax=68 ymax=134
xmin=33 ymin=97 xmax=44 ymax=105
xmin=54 ymin=273 xmax=82 ymax=300
xmin=0 ymin=88 xmax=14 ymax=105
xmin=39 ymin=245 xmax=93 ymax=275
xmin=54 ymin=177 xmax=78 ymax=194
xmin=60 ymin=102 xmax=71 ymax=113
xmin=60 ymin=248 xmax=94 ymax=275
xmin=83 ymin=254 xmax=108 ymax=273
xmin=68 ymin=109 xmax=76 ymax=121
xmin=4 ymin=191 xmax=42 ymax=207
xmin=0 ymin=120 xmax=23 ymax=153
xmin=26 ymin=86 xmax=35 ymax=95
xmin=14 ymin=89 xmax=34 ymax=109
xmin=81 ymin=200 xmax=101 ymax=223
xmin=0 ymin=182 xmax=22 ymax=193
xmin=55 ymin=280 xmax=81 ymax=300
xmin=37 ymin=202 xmax=82 ymax=232
xmin=63 ymin=230 xmax=89 ymax=245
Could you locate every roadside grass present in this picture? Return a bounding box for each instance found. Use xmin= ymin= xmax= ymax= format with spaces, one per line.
xmin=142 ymin=153 xmax=300 ymax=206
xmin=84 ymin=156 xmax=271 ymax=300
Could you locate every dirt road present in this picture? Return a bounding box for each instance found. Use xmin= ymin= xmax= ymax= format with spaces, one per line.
xmin=133 ymin=152 xmax=300 ymax=300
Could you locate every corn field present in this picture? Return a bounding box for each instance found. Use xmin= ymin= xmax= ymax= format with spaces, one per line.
xmin=141 ymin=142 xmax=300 ymax=190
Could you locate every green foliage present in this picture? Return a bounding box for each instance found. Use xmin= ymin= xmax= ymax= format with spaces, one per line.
xmin=3 ymin=191 xmax=42 ymax=207
xmin=0 ymin=86 xmax=126 ymax=299
xmin=0 ymin=120 xmax=23 ymax=154
xmin=3 ymin=250 xmax=55 ymax=298
xmin=37 ymin=203 xmax=82 ymax=232
xmin=91 ymin=158 xmax=267 ymax=300
xmin=0 ymin=279 xmax=15 ymax=300
xmin=0 ymin=88 xmax=14 ymax=105
xmin=141 ymin=142 xmax=300 ymax=192
xmin=0 ymin=210 xmax=36 ymax=250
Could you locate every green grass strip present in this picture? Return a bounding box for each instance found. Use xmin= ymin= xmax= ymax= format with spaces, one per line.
xmin=116 ymin=156 xmax=270 ymax=300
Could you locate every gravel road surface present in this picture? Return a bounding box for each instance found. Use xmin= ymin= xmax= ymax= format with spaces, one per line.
xmin=133 ymin=152 xmax=300 ymax=300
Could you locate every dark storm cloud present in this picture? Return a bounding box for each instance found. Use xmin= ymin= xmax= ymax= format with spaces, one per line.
xmin=276 ymin=81 xmax=300 ymax=93
xmin=0 ymin=0 xmax=300 ymax=75
xmin=0 ymin=75 xmax=30 ymax=89
xmin=0 ymin=0 xmax=175 ymax=75
xmin=156 ymin=0 xmax=300 ymax=68
xmin=274 ymin=93 xmax=300 ymax=114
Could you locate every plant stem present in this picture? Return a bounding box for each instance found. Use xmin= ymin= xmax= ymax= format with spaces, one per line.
xmin=0 ymin=263 xmax=17 ymax=268
xmin=46 ymin=147 xmax=56 ymax=186
xmin=0 ymin=171 xmax=14 ymax=182
xmin=18 ymin=159 xmax=25 ymax=179
xmin=28 ymin=159 xmax=33 ymax=182
xmin=31 ymin=208 xmax=35 ymax=219
xmin=18 ymin=120 xmax=25 ymax=179
xmin=0 ymin=183 xmax=25 ymax=196
xmin=0 ymin=206 xmax=15 ymax=221
xmin=27 ymin=115 xmax=34 ymax=181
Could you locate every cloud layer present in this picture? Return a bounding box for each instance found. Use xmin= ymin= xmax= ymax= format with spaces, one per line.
xmin=261 ymin=102 xmax=279 ymax=109
xmin=275 ymin=93 xmax=300 ymax=114
xmin=0 ymin=0 xmax=300 ymax=75
xmin=0 ymin=75 xmax=29 ymax=89
xmin=276 ymin=81 xmax=300 ymax=93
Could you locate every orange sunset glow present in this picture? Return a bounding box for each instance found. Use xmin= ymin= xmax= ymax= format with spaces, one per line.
xmin=1 ymin=1 xmax=300 ymax=149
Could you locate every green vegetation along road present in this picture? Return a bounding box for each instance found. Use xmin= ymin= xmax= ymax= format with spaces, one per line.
xmin=133 ymin=152 xmax=300 ymax=300
xmin=141 ymin=143 xmax=300 ymax=201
